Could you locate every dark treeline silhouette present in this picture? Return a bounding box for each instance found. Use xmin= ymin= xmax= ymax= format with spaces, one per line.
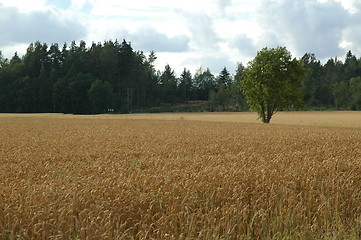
xmin=0 ymin=40 xmax=360 ymax=114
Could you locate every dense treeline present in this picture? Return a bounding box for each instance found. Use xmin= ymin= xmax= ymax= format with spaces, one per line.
xmin=0 ymin=40 xmax=159 ymax=113
xmin=0 ymin=40 xmax=360 ymax=113
xmin=302 ymin=52 xmax=361 ymax=110
xmin=0 ymin=40 xmax=244 ymax=113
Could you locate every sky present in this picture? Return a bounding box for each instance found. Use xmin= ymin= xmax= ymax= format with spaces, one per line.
xmin=0 ymin=0 xmax=361 ymax=75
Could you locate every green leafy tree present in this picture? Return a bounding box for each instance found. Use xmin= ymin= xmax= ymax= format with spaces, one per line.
xmin=37 ymin=64 xmax=52 ymax=112
xmin=344 ymin=50 xmax=360 ymax=81
xmin=217 ymin=67 xmax=232 ymax=88
xmin=140 ymin=51 xmax=158 ymax=107
xmin=208 ymin=84 xmax=231 ymax=111
xmin=241 ymin=47 xmax=306 ymax=123
xmin=131 ymin=51 xmax=150 ymax=110
xmin=349 ymin=77 xmax=361 ymax=110
xmin=88 ymin=80 xmax=114 ymax=114
xmin=302 ymin=53 xmax=322 ymax=106
xmin=159 ymin=64 xmax=177 ymax=103
xmin=14 ymin=76 xmax=36 ymax=112
xmin=208 ymin=90 xmax=217 ymax=111
xmin=317 ymin=57 xmax=343 ymax=107
xmin=193 ymin=67 xmax=216 ymax=100
xmin=332 ymin=81 xmax=349 ymax=109
xmin=0 ymin=50 xmax=6 ymax=68
xmin=117 ymin=40 xmax=134 ymax=107
xmin=333 ymin=77 xmax=361 ymax=110
xmin=69 ymin=73 xmax=94 ymax=114
xmin=48 ymin=43 xmax=63 ymax=72
xmin=99 ymin=41 xmax=119 ymax=83
xmin=231 ymin=62 xmax=248 ymax=110
xmin=209 ymin=67 xmax=234 ymax=111
xmin=178 ymin=68 xmax=193 ymax=101
xmin=234 ymin=62 xmax=245 ymax=83
xmin=53 ymin=78 xmax=71 ymax=113
xmin=0 ymin=52 xmax=17 ymax=112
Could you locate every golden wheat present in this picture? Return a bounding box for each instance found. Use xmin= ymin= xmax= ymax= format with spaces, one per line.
xmin=1 ymin=113 xmax=360 ymax=239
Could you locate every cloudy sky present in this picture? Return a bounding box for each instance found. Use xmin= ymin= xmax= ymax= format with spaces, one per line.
xmin=1 ymin=0 xmax=361 ymax=74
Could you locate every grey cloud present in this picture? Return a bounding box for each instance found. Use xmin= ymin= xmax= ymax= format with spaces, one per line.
xmin=119 ymin=27 xmax=190 ymax=53
xmin=0 ymin=4 xmax=87 ymax=46
xmin=217 ymin=0 xmax=232 ymax=10
xmin=186 ymin=54 xmax=236 ymax=74
xmin=342 ymin=6 xmax=361 ymax=55
xmin=231 ymin=34 xmax=257 ymax=57
xmin=178 ymin=10 xmax=220 ymax=50
xmin=176 ymin=8 xmax=241 ymax=73
xmin=206 ymin=56 xmax=236 ymax=74
xmin=216 ymin=0 xmax=232 ymax=16
xmin=257 ymin=0 xmax=350 ymax=58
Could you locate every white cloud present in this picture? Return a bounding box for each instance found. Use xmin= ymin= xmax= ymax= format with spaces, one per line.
xmin=70 ymin=0 xmax=88 ymax=9
xmin=0 ymin=0 xmax=47 ymax=12
xmin=1 ymin=0 xmax=361 ymax=73
xmin=335 ymin=0 xmax=359 ymax=14
xmin=340 ymin=11 xmax=361 ymax=55
xmin=0 ymin=43 xmax=29 ymax=59
xmin=121 ymin=27 xmax=190 ymax=53
xmin=254 ymin=0 xmax=350 ymax=59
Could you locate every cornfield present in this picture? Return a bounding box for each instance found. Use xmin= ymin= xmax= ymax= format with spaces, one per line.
xmin=1 ymin=113 xmax=360 ymax=239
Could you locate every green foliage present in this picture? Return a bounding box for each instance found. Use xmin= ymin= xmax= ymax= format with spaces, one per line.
xmin=159 ymin=65 xmax=177 ymax=104
xmin=232 ymin=63 xmax=248 ymax=110
xmin=37 ymin=64 xmax=53 ymax=112
xmin=344 ymin=50 xmax=360 ymax=81
xmin=208 ymin=84 xmax=231 ymax=111
xmin=88 ymin=80 xmax=114 ymax=114
xmin=1 ymin=40 xmax=361 ymax=114
xmin=208 ymin=67 xmax=240 ymax=111
xmin=241 ymin=47 xmax=306 ymax=123
xmin=349 ymin=77 xmax=361 ymax=110
xmin=178 ymin=68 xmax=193 ymax=101
xmin=302 ymin=53 xmax=321 ymax=106
xmin=69 ymin=73 xmax=93 ymax=114
xmin=53 ymin=78 xmax=71 ymax=113
xmin=332 ymin=81 xmax=349 ymax=109
xmin=0 ymin=50 xmax=6 ymax=68
xmin=0 ymin=40 xmax=161 ymax=114
xmin=193 ymin=67 xmax=216 ymax=100
xmin=99 ymin=41 xmax=118 ymax=83
xmin=332 ymin=76 xmax=361 ymax=110
xmin=217 ymin=67 xmax=232 ymax=88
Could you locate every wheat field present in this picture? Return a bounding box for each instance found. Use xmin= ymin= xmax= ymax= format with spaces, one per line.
xmin=1 ymin=112 xmax=361 ymax=239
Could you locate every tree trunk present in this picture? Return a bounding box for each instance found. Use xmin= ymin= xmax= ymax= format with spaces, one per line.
xmin=260 ymin=112 xmax=268 ymax=123
xmin=262 ymin=116 xmax=270 ymax=123
xmin=261 ymin=108 xmax=272 ymax=123
xmin=264 ymin=109 xmax=273 ymax=123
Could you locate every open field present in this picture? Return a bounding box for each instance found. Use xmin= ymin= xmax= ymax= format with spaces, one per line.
xmin=1 ymin=112 xmax=361 ymax=239
xmin=2 ymin=111 xmax=361 ymax=128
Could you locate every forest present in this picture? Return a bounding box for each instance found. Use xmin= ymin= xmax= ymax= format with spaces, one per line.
xmin=0 ymin=40 xmax=360 ymax=114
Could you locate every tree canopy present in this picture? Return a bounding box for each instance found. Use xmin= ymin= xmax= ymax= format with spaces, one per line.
xmin=241 ymin=47 xmax=306 ymax=123
xmin=1 ymin=40 xmax=361 ymax=114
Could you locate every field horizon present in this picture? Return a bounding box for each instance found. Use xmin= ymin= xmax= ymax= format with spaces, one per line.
xmin=1 ymin=111 xmax=361 ymax=128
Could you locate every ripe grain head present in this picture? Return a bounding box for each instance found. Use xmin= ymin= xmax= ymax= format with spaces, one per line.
xmin=1 ymin=114 xmax=360 ymax=239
